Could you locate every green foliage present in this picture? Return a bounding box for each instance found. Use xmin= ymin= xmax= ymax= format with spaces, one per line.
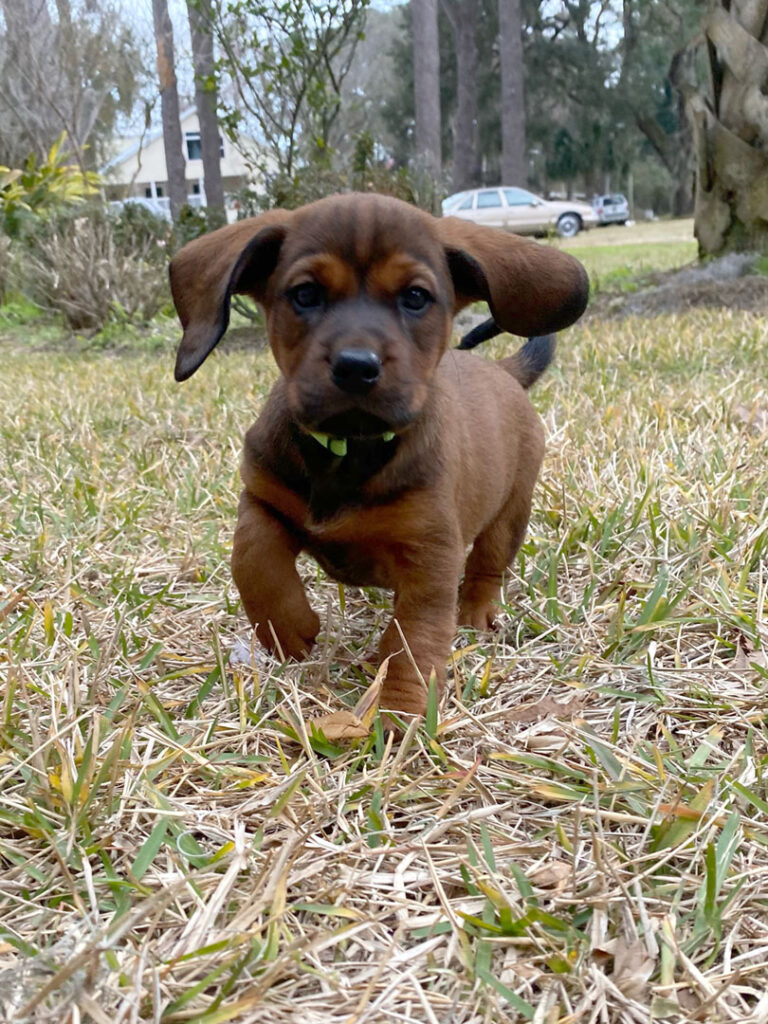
xmin=379 ymin=0 xmax=701 ymax=209
xmin=0 ymin=136 xmax=100 ymax=238
xmin=172 ymin=203 xmax=225 ymax=248
xmin=111 ymin=203 xmax=172 ymax=263
xmin=214 ymin=0 xmax=370 ymax=178
xmin=0 ymin=235 xmax=10 ymax=304
xmin=236 ymin=130 xmax=435 ymax=213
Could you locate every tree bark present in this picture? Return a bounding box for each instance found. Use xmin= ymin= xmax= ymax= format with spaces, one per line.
xmin=152 ymin=0 xmax=187 ymax=224
xmin=499 ymin=0 xmax=527 ymax=185
xmin=685 ymin=1 xmax=768 ymax=253
xmin=187 ymin=0 xmax=226 ymax=227
xmin=411 ymin=0 xmax=442 ymax=183
xmin=442 ymin=0 xmax=480 ymax=192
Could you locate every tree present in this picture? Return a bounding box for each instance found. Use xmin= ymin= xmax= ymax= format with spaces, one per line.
xmin=187 ymin=0 xmax=227 ymax=227
xmin=683 ymin=1 xmax=768 ymax=254
xmin=441 ymin=0 xmax=481 ymax=191
xmin=0 ymin=0 xmax=140 ymax=171
xmin=499 ymin=0 xmax=526 ymax=185
xmin=411 ymin=0 xmax=442 ymax=180
xmin=620 ymin=0 xmax=701 ymax=217
xmin=523 ymin=1 xmax=621 ymax=196
xmin=212 ymin=1 xmax=370 ymax=181
xmin=152 ymin=0 xmax=187 ymax=223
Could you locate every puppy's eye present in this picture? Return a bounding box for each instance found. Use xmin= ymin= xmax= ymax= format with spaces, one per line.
xmin=399 ymin=286 xmax=433 ymax=315
xmin=289 ymin=282 xmax=325 ymax=313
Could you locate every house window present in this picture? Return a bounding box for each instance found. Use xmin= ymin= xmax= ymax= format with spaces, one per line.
xmin=185 ymin=131 xmax=225 ymax=160
xmin=145 ymin=187 xmax=152 ymax=198
xmin=192 ymin=183 xmax=200 ymax=194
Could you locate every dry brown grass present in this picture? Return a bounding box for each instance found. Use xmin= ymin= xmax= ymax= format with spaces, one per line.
xmin=1 ymin=304 xmax=767 ymax=1022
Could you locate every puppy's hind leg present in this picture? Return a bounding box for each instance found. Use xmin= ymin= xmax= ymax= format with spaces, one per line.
xmin=458 ymin=491 xmax=534 ymax=631
xmin=232 ymin=490 xmax=320 ymax=659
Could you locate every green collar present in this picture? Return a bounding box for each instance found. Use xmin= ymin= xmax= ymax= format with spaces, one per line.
xmin=308 ymin=429 xmax=396 ymax=457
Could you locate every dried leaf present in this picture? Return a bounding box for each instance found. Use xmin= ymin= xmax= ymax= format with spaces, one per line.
xmin=733 ymin=402 xmax=768 ymax=433
xmin=731 ymin=635 xmax=768 ymax=672
xmin=611 ymin=936 xmax=655 ymax=999
xmin=308 ymin=656 xmax=390 ymax=741
xmin=353 ymin=654 xmax=389 ymax=725
xmin=508 ymin=694 xmax=585 ymax=723
xmin=310 ymin=709 xmax=370 ymax=740
xmin=528 ymin=860 xmax=571 ymax=889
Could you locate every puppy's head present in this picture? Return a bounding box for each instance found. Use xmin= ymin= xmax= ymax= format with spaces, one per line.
xmin=170 ymin=193 xmax=588 ymax=436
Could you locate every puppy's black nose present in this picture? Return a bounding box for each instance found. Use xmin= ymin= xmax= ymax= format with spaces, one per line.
xmin=331 ymin=348 xmax=381 ymax=394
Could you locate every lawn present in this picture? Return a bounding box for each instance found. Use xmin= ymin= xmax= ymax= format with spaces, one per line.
xmin=558 ymin=218 xmax=698 ymax=290
xmin=2 ymin=240 xmax=768 ymax=1021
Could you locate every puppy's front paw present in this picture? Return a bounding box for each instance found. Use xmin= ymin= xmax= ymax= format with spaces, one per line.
xmin=255 ymin=603 xmax=320 ymax=660
xmin=458 ymin=598 xmax=499 ymax=632
xmin=380 ymin=674 xmax=429 ymax=719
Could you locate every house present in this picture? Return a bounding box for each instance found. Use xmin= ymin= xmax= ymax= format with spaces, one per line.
xmin=100 ymin=108 xmax=261 ymax=221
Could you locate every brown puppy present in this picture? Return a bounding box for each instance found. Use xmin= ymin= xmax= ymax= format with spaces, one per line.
xmin=170 ymin=193 xmax=588 ymax=719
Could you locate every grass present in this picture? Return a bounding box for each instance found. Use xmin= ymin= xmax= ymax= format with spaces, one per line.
xmin=1 ymin=291 xmax=768 ymax=1021
xmin=557 ymin=218 xmax=698 ymax=292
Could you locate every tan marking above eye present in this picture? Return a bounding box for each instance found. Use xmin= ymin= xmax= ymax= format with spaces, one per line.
xmin=283 ymin=254 xmax=357 ymax=298
xmin=368 ymin=254 xmax=439 ymax=301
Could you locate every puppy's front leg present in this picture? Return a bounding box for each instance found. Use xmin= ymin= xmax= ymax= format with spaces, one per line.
xmin=232 ymin=490 xmax=320 ymax=659
xmin=378 ymin=548 xmax=463 ymax=718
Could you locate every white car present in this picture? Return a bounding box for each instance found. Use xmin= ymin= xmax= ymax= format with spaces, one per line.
xmin=442 ymin=186 xmax=598 ymax=238
xmin=592 ymin=193 xmax=630 ymax=226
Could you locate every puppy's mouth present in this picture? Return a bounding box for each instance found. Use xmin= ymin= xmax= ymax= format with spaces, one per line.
xmin=316 ymin=410 xmax=395 ymax=439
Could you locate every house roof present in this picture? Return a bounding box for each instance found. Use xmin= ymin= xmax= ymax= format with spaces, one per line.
xmin=100 ymin=107 xmax=198 ymax=174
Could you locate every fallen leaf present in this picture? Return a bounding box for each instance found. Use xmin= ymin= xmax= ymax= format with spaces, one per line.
xmin=733 ymin=402 xmax=768 ymax=433
xmin=731 ymin=635 xmax=768 ymax=672
xmin=611 ymin=936 xmax=655 ymax=1000
xmin=528 ymin=860 xmax=571 ymax=889
xmin=307 ymin=655 xmax=391 ymax=742
xmin=508 ymin=694 xmax=585 ymax=723
xmin=311 ymin=709 xmax=370 ymax=740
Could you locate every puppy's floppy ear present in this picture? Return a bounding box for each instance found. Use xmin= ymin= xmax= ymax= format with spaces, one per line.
xmin=170 ymin=210 xmax=293 ymax=382
xmin=437 ymin=217 xmax=589 ymax=337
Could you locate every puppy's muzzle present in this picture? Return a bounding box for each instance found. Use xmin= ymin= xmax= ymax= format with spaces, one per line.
xmin=331 ymin=348 xmax=381 ymax=395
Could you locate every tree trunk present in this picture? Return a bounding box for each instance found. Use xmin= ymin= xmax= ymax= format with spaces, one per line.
xmin=187 ymin=0 xmax=227 ymax=228
xmin=152 ymin=0 xmax=187 ymax=224
xmin=499 ymin=0 xmax=526 ymax=185
xmin=442 ymin=0 xmax=480 ymax=192
xmin=686 ymin=1 xmax=768 ymax=254
xmin=411 ymin=0 xmax=442 ymax=185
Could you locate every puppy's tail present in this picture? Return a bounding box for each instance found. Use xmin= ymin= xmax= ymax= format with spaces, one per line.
xmin=500 ymin=334 xmax=556 ymax=390
xmin=457 ymin=317 xmax=556 ymax=390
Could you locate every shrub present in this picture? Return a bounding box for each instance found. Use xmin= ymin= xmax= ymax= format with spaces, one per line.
xmin=173 ymin=204 xmax=224 ymax=247
xmin=0 ymin=135 xmax=100 ymax=239
xmin=17 ymin=209 xmax=169 ymax=331
xmin=236 ymin=133 xmax=441 ymax=215
xmin=111 ymin=202 xmax=171 ymax=263
xmin=0 ymin=234 xmax=10 ymax=304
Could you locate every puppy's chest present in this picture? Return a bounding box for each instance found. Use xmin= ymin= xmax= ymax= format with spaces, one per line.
xmin=306 ymin=537 xmax=391 ymax=588
xmin=300 ymin=479 xmax=411 ymax=590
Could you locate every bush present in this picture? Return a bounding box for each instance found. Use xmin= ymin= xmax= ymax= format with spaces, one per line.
xmin=172 ymin=204 xmax=226 ymax=247
xmin=17 ymin=208 xmax=169 ymax=331
xmin=0 ymin=235 xmax=10 ymax=304
xmin=236 ymin=132 xmax=441 ymax=215
xmin=0 ymin=135 xmax=100 ymax=239
xmin=111 ymin=202 xmax=171 ymax=263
